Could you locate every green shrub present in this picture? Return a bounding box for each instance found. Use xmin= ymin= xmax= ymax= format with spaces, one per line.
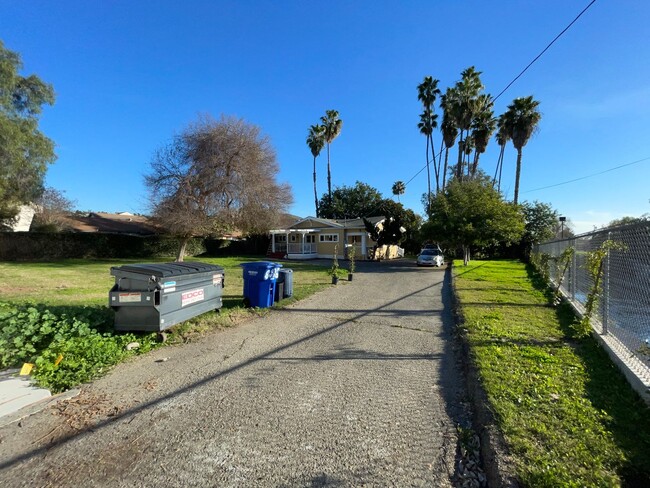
xmin=0 ymin=301 xmax=159 ymax=392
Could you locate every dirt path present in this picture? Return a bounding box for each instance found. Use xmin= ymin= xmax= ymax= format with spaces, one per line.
xmin=0 ymin=260 xmax=470 ymax=487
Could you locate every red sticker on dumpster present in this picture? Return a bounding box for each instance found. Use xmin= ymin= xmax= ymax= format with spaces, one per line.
xmin=119 ymin=293 xmax=141 ymax=303
xmin=181 ymin=288 xmax=204 ymax=307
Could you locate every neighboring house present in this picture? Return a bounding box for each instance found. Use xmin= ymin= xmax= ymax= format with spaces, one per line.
xmin=63 ymin=212 xmax=160 ymax=235
xmin=269 ymin=216 xmax=400 ymax=261
xmin=2 ymin=204 xmax=36 ymax=231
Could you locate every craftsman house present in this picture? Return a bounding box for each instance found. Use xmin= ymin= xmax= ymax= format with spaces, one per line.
xmin=269 ymin=216 xmax=400 ymax=260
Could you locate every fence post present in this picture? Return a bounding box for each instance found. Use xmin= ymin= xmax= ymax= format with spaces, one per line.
xmin=570 ymin=238 xmax=577 ymax=301
xmin=602 ymin=232 xmax=611 ymax=334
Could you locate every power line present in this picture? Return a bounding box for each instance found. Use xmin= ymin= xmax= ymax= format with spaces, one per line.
xmin=402 ymin=0 xmax=597 ymax=192
xmin=523 ymin=156 xmax=650 ymax=193
xmin=493 ymin=0 xmax=597 ymax=102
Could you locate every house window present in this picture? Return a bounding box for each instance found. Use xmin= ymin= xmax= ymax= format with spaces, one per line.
xmin=275 ymin=235 xmax=287 ymax=242
xmin=305 ymin=235 xmax=316 ymax=243
xmin=319 ymin=234 xmax=339 ymax=242
xmin=290 ymin=234 xmax=297 ymax=242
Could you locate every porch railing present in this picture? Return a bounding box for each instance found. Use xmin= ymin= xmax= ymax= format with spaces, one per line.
xmin=288 ymin=242 xmax=317 ymax=254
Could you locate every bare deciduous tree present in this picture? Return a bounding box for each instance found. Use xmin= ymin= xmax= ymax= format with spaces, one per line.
xmin=145 ymin=115 xmax=293 ymax=261
xmin=31 ymin=187 xmax=76 ymax=231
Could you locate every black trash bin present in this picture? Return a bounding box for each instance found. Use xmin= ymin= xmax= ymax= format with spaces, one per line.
xmin=109 ymin=262 xmax=224 ymax=332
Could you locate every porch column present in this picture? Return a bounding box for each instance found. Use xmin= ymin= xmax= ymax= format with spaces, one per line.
xmin=361 ymin=234 xmax=367 ymax=259
xmin=285 ymin=232 xmax=289 ymax=254
xmin=301 ymin=233 xmax=305 ymax=254
xmin=272 ymin=233 xmax=276 ymax=252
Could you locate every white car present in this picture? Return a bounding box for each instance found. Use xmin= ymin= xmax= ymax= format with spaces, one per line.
xmin=416 ymin=249 xmax=444 ymax=267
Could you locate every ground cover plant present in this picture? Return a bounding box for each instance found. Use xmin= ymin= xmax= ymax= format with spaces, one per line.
xmin=0 ymin=256 xmax=333 ymax=392
xmin=453 ymin=259 xmax=650 ymax=487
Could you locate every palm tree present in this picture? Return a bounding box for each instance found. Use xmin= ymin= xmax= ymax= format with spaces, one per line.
xmin=451 ymin=67 xmax=484 ymax=180
xmin=470 ymin=95 xmax=495 ymax=177
xmin=503 ymin=96 xmax=542 ymax=204
xmin=440 ymin=90 xmax=459 ymax=190
xmin=417 ymin=76 xmax=441 ymax=192
xmin=418 ymin=109 xmax=438 ymax=210
xmin=392 ymin=180 xmax=406 ymax=202
xmin=320 ymin=110 xmax=343 ymax=200
xmin=306 ymin=124 xmax=325 ymax=217
xmin=493 ymin=114 xmax=509 ymax=192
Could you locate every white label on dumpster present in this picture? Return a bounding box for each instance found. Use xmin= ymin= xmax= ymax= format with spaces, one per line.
xmin=119 ymin=292 xmax=141 ymax=303
xmin=212 ymin=274 xmax=223 ymax=286
xmin=181 ymin=288 xmax=204 ymax=307
xmin=162 ymin=281 xmax=176 ymax=293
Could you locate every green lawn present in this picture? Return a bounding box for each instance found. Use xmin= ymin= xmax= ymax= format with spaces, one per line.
xmin=0 ymin=256 xmax=335 ymax=391
xmin=453 ymin=259 xmax=650 ymax=487
xmin=0 ymin=256 xmax=332 ymax=307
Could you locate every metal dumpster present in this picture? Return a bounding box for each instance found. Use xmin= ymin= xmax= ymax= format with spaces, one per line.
xmin=109 ymin=262 xmax=224 ymax=332
xmin=240 ymin=262 xmax=281 ymax=308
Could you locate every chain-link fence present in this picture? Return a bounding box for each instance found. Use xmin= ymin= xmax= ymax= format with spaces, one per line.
xmin=534 ymin=221 xmax=650 ymax=397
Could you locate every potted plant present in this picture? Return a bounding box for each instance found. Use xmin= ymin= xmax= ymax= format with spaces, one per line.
xmin=330 ymin=245 xmax=339 ymax=284
xmin=347 ymin=244 xmax=355 ymax=281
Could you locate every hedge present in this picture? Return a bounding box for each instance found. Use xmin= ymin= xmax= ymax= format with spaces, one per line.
xmin=0 ymin=232 xmax=271 ymax=261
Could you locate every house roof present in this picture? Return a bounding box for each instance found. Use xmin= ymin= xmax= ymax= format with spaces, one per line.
xmin=271 ymin=215 xmax=385 ymax=232
xmin=63 ymin=212 xmax=161 ymax=235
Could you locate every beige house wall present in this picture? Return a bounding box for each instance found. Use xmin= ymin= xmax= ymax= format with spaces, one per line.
xmin=317 ymin=229 xmax=344 ymax=257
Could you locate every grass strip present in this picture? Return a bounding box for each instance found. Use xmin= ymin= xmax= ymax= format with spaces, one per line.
xmin=453 ymin=259 xmax=650 ymax=487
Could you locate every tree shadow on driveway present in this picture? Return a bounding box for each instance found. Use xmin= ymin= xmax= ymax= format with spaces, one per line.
xmin=0 ymin=267 xmax=470 ymax=479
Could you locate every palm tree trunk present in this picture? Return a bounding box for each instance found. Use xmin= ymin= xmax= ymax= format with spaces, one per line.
xmin=442 ymin=147 xmax=449 ymax=191
xmin=497 ymin=145 xmax=505 ymax=192
xmin=425 ymin=136 xmax=431 ymax=213
xmin=514 ymin=148 xmax=523 ymax=204
xmin=326 ymin=142 xmax=332 ymax=200
xmin=494 ymin=145 xmax=505 ymax=191
xmin=313 ymin=155 xmax=319 ymax=217
xmin=456 ymin=130 xmax=464 ymax=180
xmin=430 ymin=134 xmax=440 ymax=193
xmin=438 ymin=139 xmax=446 ymax=190
xmin=492 ymin=148 xmax=501 ymax=187
xmin=471 ymin=151 xmax=480 ymax=177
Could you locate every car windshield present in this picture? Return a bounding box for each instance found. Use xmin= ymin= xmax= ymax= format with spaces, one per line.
xmin=421 ymin=250 xmax=441 ymax=256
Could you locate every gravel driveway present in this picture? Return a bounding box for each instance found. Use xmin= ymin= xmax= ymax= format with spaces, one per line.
xmin=0 ymin=259 xmax=469 ymax=487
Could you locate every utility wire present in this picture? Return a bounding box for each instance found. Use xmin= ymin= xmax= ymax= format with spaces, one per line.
xmin=493 ymin=0 xmax=597 ymax=102
xmin=402 ymin=0 xmax=597 ymax=191
xmin=523 ymin=156 xmax=650 ymax=193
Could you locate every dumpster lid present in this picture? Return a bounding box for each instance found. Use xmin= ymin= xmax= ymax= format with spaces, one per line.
xmin=112 ymin=262 xmax=224 ymax=278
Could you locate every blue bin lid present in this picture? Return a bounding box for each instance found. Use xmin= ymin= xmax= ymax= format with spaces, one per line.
xmin=240 ymin=261 xmax=282 ymax=280
xmin=240 ymin=261 xmax=283 ymax=270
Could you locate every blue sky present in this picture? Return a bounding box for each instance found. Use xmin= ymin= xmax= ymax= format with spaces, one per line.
xmin=2 ymin=0 xmax=649 ymax=234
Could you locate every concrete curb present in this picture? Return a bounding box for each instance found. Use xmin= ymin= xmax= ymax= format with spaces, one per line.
xmin=0 ymin=388 xmax=81 ymax=429
xmin=450 ymin=264 xmax=520 ymax=488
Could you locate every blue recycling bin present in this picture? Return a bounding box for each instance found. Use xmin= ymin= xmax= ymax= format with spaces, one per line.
xmin=240 ymin=262 xmax=282 ymax=308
